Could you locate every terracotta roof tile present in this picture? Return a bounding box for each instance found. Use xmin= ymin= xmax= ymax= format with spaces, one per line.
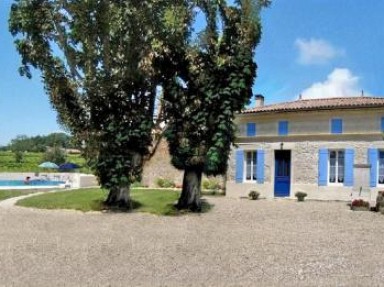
xmin=242 ymin=96 xmax=384 ymax=114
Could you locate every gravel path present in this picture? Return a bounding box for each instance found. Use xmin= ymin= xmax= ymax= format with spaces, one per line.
xmin=1 ymin=197 xmax=384 ymax=286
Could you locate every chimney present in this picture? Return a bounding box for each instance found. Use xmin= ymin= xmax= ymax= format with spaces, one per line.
xmin=255 ymin=94 xmax=264 ymax=108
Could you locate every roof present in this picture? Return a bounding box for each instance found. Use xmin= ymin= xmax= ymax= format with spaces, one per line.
xmin=242 ymin=96 xmax=384 ymax=114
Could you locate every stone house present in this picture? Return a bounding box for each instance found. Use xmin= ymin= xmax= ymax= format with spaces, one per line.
xmin=226 ymin=95 xmax=384 ymax=201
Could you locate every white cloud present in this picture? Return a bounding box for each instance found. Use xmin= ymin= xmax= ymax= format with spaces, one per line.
xmin=295 ymin=38 xmax=344 ymax=65
xmin=300 ymin=68 xmax=365 ymax=99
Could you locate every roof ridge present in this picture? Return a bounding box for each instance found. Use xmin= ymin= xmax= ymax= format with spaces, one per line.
xmin=242 ymin=96 xmax=384 ymax=114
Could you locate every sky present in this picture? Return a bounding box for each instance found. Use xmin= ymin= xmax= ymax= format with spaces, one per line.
xmin=1 ymin=0 xmax=384 ymax=146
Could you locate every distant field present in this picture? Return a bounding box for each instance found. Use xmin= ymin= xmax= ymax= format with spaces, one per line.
xmin=0 ymin=151 xmax=88 ymax=173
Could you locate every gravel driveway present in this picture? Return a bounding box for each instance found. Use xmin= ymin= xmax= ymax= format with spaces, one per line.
xmin=1 ymin=197 xmax=384 ymax=286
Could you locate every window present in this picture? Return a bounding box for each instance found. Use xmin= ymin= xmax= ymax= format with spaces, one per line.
xmin=278 ymin=121 xmax=288 ymax=136
xmin=245 ymin=151 xmax=257 ymax=181
xmin=331 ymin=118 xmax=343 ymax=134
xmin=246 ymin=123 xmax=256 ymax=136
xmin=381 ymin=117 xmax=384 ymax=132
xmin=329 ymin=150 xmax=344 ymax=184
xmin=378 ymin=151 xmax=384 ymax=184
xmin=235 ymin=149 xmax=264 ymax=184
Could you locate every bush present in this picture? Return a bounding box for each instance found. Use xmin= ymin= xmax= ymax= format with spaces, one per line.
xmin=376 ymin=191 xmax=384 ymax=212
xmin=43 ymin=146 xmax=66 ymax=165
xmin=155 ymin=177 xmax=175 ymax=188
xmin=248 ymin=190 xmax=260 ymax=200
xmin=202 ymin=178 xmax=221 ymax=190
xmin=131 ymin=181 xmax=145 ymax=188
xmin=295 ymin=191 xmax=307 ymax=202
xmin=14 ymin=150 xmax=24 ymax=163
xmin=351 ymin=199 xmax=370 ymax=210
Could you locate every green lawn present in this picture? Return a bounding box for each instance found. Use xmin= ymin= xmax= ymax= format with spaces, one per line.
xmin=0 ymin=190 xmax=38 ymax=201
xmin=16 ymin=188 xmax=183 ymax=215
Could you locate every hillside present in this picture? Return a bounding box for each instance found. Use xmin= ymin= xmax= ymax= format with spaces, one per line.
xmin=0 ymin=151 xmax=89 ymax=173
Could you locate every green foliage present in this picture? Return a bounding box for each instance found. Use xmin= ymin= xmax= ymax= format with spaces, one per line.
xmin=248 ymin=190 xmax=260 ymax=200
xmin=295 ymin=191 xmax=307 ymax=202
xmin=5 ymin=133 xmax=75 ymax=153
xmin=159 ymin=1 xmax=268 ymax=177
xmin=9 ymin=1 xmax=172 ymax=193
xmin=0 ymin=151 xmax=87 ymax=173
xmin=42 ymin=147 xmax=66 ymax=165
xmin=14 ymin=150 xmax=24 ymax=163
xmin=156 ymin=177 xmax=176 ymax=188
xmin=202 ymin=178 xmax=221 ymax=190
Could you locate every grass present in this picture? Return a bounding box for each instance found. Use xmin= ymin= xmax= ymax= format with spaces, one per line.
xmin=0 ymin=189 xmax=38 ymax=201
xmin=16 ymin=188 xmax=213 ymax=215
xmin=16 ymin=188 xmax=181 ymax=215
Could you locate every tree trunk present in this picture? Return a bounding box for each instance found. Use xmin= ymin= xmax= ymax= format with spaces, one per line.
xmin=176 ymin=168 xmax=202 ymax=212
xmin=104 ymin=185 xmax=132 ymax=210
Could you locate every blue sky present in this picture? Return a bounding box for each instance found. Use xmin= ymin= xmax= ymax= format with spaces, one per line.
xmin=1 ymin=0 xmax=383 ymax=146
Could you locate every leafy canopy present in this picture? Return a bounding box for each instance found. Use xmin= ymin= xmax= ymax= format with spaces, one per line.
xmin=158 ymin=0 xmax=269 ymax=175
xmin=9 ymin=0 xmax=169 ymax=189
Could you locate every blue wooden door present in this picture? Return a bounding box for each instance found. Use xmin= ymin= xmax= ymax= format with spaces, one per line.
xmin=274 ymin=150 xmax=291 ymax=197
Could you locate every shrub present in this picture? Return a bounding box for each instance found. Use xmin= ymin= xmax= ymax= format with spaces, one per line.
xmin=155 ymin=177 xmax=175 ymax=188
xmin=14 ymin=150 xmax=24 ymax=163
xmin=248 ymin=190 xmax=260 ymax=200
xmin=131 ymin=181 xmax=144 ymax=188
xmin=351 ymin=199 xmax=370 ymax=211
xmin=376 ymin=191 xmax=384 ymax=212
xmin=43 ymin=146 xmax=66 ymax=165
xmin=295 ymin=191 xmax=307 ymax=202
xmin=202 ymin=178 xmax=221 ymax=190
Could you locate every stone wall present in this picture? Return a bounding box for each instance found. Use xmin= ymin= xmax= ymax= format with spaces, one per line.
xmin=227 ymin=139 xmax=384 ymax=200
xmin=141 ymin=139 xmax=224 ymax=188
xmin=141 ymin=139 xmax=183 ymax=187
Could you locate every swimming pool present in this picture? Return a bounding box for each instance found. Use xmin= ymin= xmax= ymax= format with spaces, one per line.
xmin=0 ymin=179 xmax=65 ymax=188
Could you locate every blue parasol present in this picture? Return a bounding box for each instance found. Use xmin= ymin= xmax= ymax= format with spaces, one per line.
xmin=59 ymin=162 xmax=81 ymax=170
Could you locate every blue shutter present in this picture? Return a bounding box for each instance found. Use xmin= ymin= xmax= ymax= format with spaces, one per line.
xmin=246 ymin=123 xmax=256 ymax=136
xmin=278 ymin=121 xmax=288 ymax=136
xmin=368 ymin=148 xmax=378 ymax=187
xmin=331 ymin=119 xmax=343 ymax=134
xmin=381 ymin=117 xmax=384 ymax=132
xmin=344 ymin=149 xmax=354 ymax=186
xmin=235 ymin=150 xmax=244 ymax=183
xmin=318 ymin=149 xmax=328 ymax=186
xmin=257 ymin=150 xmax=265 ymax=184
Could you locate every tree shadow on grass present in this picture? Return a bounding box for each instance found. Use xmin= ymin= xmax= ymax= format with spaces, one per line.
xmin=98 ymin=199 xmax=142 ymax=213
xmin=163 ymin=199 xmax=214 ymax=216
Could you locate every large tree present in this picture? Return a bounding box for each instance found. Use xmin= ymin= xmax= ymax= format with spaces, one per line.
xmin=9 ymin=0 xmax=167 ymax=209
xmin=158 ymin=0 xmax=270 ymax=211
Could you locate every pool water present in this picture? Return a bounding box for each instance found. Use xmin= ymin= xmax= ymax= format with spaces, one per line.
xmin=0 ymin=179 xmax=65 ymax=187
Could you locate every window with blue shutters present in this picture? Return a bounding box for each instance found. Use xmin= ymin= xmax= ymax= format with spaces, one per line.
xmin=246 ymin=123 xmax=256 ymax=136
xmin=235 ymin=149 xmax=264 ymax=183
xmin=278 ymin=121 xmax=288 ymax=136
xmin=331 ymin=118 xmax=343 ymax=134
